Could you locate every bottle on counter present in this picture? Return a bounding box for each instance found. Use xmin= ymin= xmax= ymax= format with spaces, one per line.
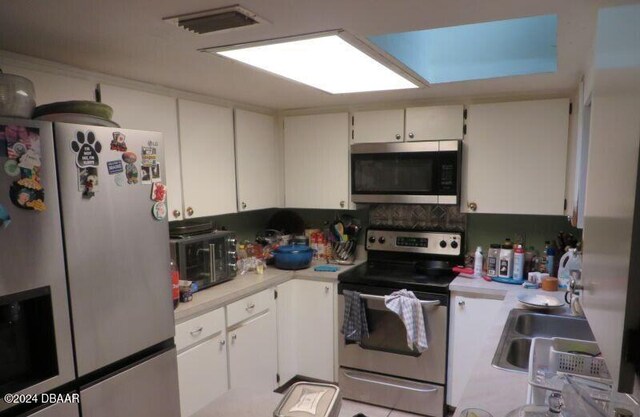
xmin=499 ymin=238 xmax=514 ymax=278
xmin=170 ymin=260 xmax=180 ymax=309
xmin=537 ymin=241 xmax=550 ymax=273
xmin=487 ymin=244 xmax=501 ymax=277
xmin=524 ymin=246 xmax=536 ymax=276
xmin=474 ymin=246 xmax=484 ymax=277
xmin=513 ymin=244 xmax=525 ymax=281
xmin=546 ymin=243 xmax=557 ymax=277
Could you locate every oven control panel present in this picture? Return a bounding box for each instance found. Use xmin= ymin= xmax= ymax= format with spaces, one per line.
xmin=366 ymin=229 xmax=463 ymax=256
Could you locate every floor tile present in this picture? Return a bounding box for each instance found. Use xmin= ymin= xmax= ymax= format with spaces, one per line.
xmin=338 ymin=399 xmax=392 ymax=417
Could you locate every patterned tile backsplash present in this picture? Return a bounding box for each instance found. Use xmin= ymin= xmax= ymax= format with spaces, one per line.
xmin=369 ymin=204 xmax=466 ymax=231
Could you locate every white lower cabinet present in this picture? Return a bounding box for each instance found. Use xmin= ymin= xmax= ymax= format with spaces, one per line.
xmin=227 ymin=289 xmax=278 ymax=390
xmin=277 ymin=279 xmax=336 ymax=384
xmin=447 ymin=292 xmax=504 ymax=407
xmin=177 ymin=333 xmax=228 ymax=417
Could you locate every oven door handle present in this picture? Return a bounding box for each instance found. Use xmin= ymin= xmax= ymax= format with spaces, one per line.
xmin=359 ymin=293 xmax=440 ymax=307
xmin=209 ymin=243 xmax=216 ymax=282
xmin=343 ymin=371 xmax=438 ymax=393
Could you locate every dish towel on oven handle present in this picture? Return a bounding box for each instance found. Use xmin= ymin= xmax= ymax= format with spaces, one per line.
xmin=341 ymin=290 xmax=369 ymax=343
xmin=384 ymin=289 xmax=428 ymax=352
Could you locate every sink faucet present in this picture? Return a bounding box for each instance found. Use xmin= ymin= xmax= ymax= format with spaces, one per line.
xmin=565 ymin=270 xmax=584 ymax=316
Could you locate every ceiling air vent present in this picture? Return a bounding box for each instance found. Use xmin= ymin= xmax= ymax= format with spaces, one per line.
xmin=163 ymin=5 xmax=266 ymax=35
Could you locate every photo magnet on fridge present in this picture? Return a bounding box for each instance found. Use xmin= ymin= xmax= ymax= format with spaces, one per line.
xmin=110 ymin=132 xmax=127 ymax=152
xmin=10 ymin=178 xmax=46 ymax=211
xmin=141 ymin=146 xmax=157 ymax=167
xmin=152 ymin=201 xmax=167 ymax=221
xmin=140 ymin=166 xmax=151 ymax=184
xmin=151 ymin=163 xmax=161 ymax=182
xmin=78 ymin=167 xmax=99 ymax=198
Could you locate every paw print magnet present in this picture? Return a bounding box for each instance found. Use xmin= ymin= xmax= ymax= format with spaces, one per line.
xmin=71 ymin=131 xmax=101 ymax=198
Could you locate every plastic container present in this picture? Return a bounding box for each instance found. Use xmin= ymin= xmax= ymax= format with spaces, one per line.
xmin=499 ymin=238 xmax=514 ymax=278
xmin=474 ymin=246 xmax=484 ymax=277
xmin=487 ymin=244 xmax=501 ymax=277
xmin=273 ymin=382 xmax=341 ymax=417
xmin=549 ymin=338 xmax=611 ymax=379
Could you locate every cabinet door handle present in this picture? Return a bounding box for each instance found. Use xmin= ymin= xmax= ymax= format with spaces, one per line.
xmin=340 ymin=200 xmax=345 ymax=208
xmin=190 ymin=326 xmax=203 ymax=336
xmin=231 ymin=334 xmax=237 ymax=343
xmin=325 ymin=286 xmax=330 ymax=293
xmin=408 ymin=132 xmax=415 ymax=139
xmin=219 ymin=339 xmax=226 ymax=347
xmin=458 ymin=300 xmax=465 ymax=307
xmin=186 ymin=207 xmax=194 ymax=217
xmin=246 ymin=303 xmax=255 ymax=312
xmin=395 ymin=133 xmax=401 ymax=140
xmin=467 ymin=202 xmax=477 ymax=212
xmin=173 ymin=209 xmax=181 ymax=218
xmin=241 ymin=202 xmax=247 ymax=209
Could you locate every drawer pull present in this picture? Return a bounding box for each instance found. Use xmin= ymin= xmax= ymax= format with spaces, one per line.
xmin=344 ymin=371 xmax=438 ymax=393
xmin=246 ymin=303 xmax=256 ymax=312
xmin=190 ymin=327 xmax=203 ymax=336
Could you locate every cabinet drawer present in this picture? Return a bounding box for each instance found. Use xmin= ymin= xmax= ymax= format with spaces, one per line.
xmin=226 ymin=288 xmax=274 ymax=327
xmin=175 ymin=308 xmax=225 ymax=351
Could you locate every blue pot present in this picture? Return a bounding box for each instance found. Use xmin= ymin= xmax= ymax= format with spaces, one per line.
xmin=273 ymin=244 xmax=314 ymax=270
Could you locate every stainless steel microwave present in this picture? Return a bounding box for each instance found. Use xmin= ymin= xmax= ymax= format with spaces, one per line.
xmin=350 ymin=140 xmax=462 ymax=205
xmin=170 ymin=231 xmax=237 ymax=290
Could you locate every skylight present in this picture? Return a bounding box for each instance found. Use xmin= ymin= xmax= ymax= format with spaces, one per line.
xmin=368 ymin=15 xmax=558 ymax=84
xmin=204 ymin=33 xmax=420 ymax=94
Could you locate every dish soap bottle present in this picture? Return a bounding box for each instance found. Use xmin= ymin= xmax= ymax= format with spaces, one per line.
xmin=474 ymin=246 xmax=483 ymax=277
xmin=487 ymin=244 xmax=501 ymax=277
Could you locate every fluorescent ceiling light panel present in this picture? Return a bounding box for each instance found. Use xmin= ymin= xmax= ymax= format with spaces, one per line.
xmin=369 ymin=15 xmax=558 ymax=84
xmin=213 ymin=34 xmax=419 ymax=94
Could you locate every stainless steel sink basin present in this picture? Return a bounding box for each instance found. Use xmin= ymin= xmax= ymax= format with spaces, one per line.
xmin=492 ymin=309 xmax=595 ymax=373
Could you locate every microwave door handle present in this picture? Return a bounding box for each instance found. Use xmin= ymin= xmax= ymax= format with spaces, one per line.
xmin=209 ymin=243 xmax=216 ymax=282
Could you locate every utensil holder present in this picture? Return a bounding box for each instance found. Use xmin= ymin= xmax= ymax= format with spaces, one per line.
xmin=330 ymin=240 xmax=357 ymax=265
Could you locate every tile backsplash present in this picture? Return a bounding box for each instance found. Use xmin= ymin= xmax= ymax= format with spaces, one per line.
xmin=369 ymin=204 xmax=466 ymax=231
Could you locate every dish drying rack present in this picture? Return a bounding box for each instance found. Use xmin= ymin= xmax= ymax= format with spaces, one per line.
xmin=528 ymin=337 xmax=613 ymax=404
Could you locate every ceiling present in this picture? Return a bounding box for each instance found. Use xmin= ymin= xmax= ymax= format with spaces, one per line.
xmin=0 ymin=0 xmax=636 ymax=110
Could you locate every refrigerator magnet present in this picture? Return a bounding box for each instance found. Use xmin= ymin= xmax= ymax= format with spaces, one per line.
xmin=4 ymin=160 xmax=19 ymax=177
xmin=0 ymin=203 xmax=11 ymax=229
xmin=114 ymin=173 xmax=126 ymax=187
xmin=77 ymin=167 xmax=99 ymax=198
xmin=140 ymin=166 xmax=152 ymax=184
xmin=9 ymin=178 xmax=46 ymax=211
xmin=151 ymin=163 xmax=161 ymax=183
xmin=152 ymin=201 xmax=167 ymax=220
xmin=151 ymin=182 xmax=166 ymax=202
xmin=110 ymin=132 xmax=127 ymax=152
xmin=122 ymin=152 xmax=139 ymax=185
xmin=71 ymin=131 xmax=102 ymax=168
xmin=107 ymin=160 xmax=124 ymax=175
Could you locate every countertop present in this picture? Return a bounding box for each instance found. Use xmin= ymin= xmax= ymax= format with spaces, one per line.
xmin=451 ymin=276 xmax=570 ymax=417
xmin=174 ymin=259 xmax=366 ymax=323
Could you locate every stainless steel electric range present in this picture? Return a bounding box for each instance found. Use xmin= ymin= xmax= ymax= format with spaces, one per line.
xmin=337 ymin=228 xmax=464 ymax=417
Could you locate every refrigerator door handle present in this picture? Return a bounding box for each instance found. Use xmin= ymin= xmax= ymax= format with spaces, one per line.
xmin=209 ymin=243 xmax=216 ymax=282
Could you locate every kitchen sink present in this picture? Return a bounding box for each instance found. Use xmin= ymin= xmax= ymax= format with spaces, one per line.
xmin=492 ymin=309 xmax=595 ymax=373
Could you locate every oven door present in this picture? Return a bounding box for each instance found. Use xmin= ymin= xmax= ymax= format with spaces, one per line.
xmin=338 ymin=284 xmax=448 ymax=384
xmin=350 ymin=141 xmax=460 ymax=205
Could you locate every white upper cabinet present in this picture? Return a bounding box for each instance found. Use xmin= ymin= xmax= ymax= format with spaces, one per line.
xmin=351 ymin=109 xmax=405 ymax=143
xmin=178 ymin=99 xmax=237 ymax=218
xmin=405 ymin=105 xmax=465 ymax=141
xmin=1 ymin=65 xmax=96 ymax=105
xmin=234 ymin=109 xmax=281 ymax=212
xmin=99 ymin=85 xmax=184 ymax=220
xmin=462 ymin=99 xmax=570 ymax=215
xmin=284 ymin=113 xmax=350 ymax=209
